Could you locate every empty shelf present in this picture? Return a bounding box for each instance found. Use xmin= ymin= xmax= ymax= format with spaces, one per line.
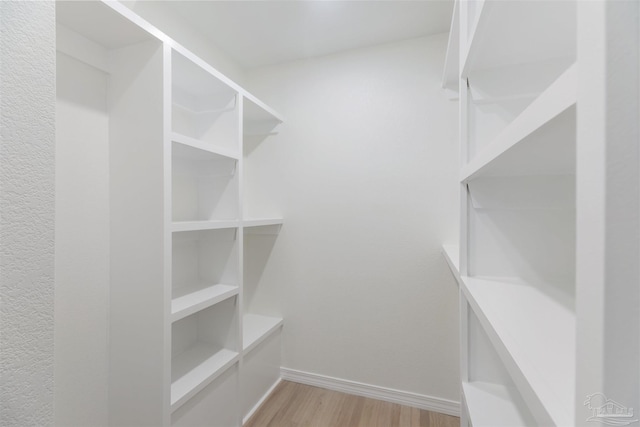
xmin=172 ymin=220 xmax=239 ymax=233
xmin=172 ymin=132 xmax=239 ymax=161
xmin=463 ymin=381 xmax=535 ymax=426
xmin=172 ymin=284 xmax=239 ymax=322
xmin=243 ymin=314 xmax=283 ymax=354
xmin=461 ymin=1 xmax=575 ymax=77
xmin=243 ymin=218 xmax=283 ymax=228
xmin=461 ymin=64 xmax=576 ymax=182
xmin=441 ymin=245 xmax=461 ymax=287
xmin=171 ymin=345 xmax=239 ymax=412
xmin=243 ymin=95 xmax=283 ymax=125
xmin=461 ymin=276 xmax=575 ymax=426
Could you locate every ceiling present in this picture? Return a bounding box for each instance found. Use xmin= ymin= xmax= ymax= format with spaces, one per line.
xmin=164 ymin=1 xmax=454 ymax=69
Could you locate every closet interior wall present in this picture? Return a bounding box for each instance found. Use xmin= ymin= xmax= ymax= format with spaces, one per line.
xmin=243 ymin=32 xmax=461 ymax=406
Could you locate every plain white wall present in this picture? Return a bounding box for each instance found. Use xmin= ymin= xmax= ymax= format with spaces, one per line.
xmin=244 ymin=33 xmax=461 ymax=401
xmin=0 ymin=2 xmax=56 ymax=425
xmin=55 ymin=52 xmax=110 ymax=426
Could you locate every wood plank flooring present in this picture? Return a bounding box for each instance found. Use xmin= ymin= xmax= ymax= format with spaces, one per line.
xmin=244 ymin=381 xmax=460 ymax=427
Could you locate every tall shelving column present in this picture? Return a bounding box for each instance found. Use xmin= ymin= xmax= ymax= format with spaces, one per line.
xmin=457 ymin=1 xmax=577 ymax=424
xmin=57 ymin=1 xmax=287 ymax=425
xmin=168 ymin=48 xmax=242 ymax=427
xmin=240 ymin=95 xmax=285 ymax=423
xmin=442 ymin=1 xmax=639 ymax=426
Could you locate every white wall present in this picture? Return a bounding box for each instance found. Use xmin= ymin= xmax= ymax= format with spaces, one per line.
xmin=119 ymin=0 xmax=245 ymax=84
xmin=0 ymin=2 xmax=56 ymax=425
xmin=54 ymin=52 xmax=110 ymax=426
xmin=244 ymin=34 xmax=460 ymax=402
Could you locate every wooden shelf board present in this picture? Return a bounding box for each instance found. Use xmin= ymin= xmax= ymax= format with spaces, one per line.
xmin=243 ymin=314 xmax=283 ymax=354
xmin=172 ymin=132 xmax=239 ymax=161
xmin=461 ymin=63 xmax=576 ymax=182
xmin=172 ymin=284 xmax=239 ymax=322
xmin=461 ymin=276 xmax=575 ymax=426
xmin=463 ymin=381 xmax=535 ymax=427
xmin=171 ymin=344 xmax=239 ymax=412
xmin=441 ymin=245 xmax=462 ymax=287
xmin=172 ymin=220 xmax=239 ymax=233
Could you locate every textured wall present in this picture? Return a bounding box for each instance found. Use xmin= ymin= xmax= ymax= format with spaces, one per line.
xmin=0 ymin=1 xmax=56 ymax=426
xmin=245 ymin=34 xmax=460 ymax=401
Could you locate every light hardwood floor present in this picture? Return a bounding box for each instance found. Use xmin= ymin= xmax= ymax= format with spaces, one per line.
xmin=244 ymin=381 xmax=460 ymax=427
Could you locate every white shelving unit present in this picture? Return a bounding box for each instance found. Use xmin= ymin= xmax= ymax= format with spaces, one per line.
xmin=240 ymin=93 xmax=284 ymax=424
xmin=56 ymin=1 xmax=286 ymax=425
xmin=443 ymin=1 xmax=639 ymax=426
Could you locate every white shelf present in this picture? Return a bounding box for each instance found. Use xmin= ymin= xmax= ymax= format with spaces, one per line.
xmin=172 ymin=49 xmax=236 ymax=108
xmin=243 ymin=218 xmax=283 ymax=228
xmin=441 ymin=245 xmax=461 ymax=287
xmin=447 ymin=3 xmax=640 ymax=426
xmin=441 ymin=0 xmax=459 ymax=98
xmin=243 ymin=96 xmax=283 ymax=138
xmin=463 ymin=381 xmax=535 ymax=427
xmin=243 ymin=218 xmax=283 ymax=235
xmin=172 ymin=220 xmax=239 ymax=233
xmin=171 ymin=345 xmax=239 ymax=412
xmin=172 ymin=284 xmax=239 ymax=322
xmin=461 ymin=276 xmax=575 ymax=426
xmin=461 ymin=63 xmax=576 ymax=182
xmin=172 ymin=132 xmax=239 ymax=161
xmin=461 ymin=0 xmax=575 ymax=77
xmin=243 ymin=314 xmax=283 ymax=354
xmin=244 ymin=96 xmax=283 ymax=125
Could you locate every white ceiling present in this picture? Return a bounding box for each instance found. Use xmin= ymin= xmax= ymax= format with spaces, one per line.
xmin=165 ymin=1 xmax=454 ymax=69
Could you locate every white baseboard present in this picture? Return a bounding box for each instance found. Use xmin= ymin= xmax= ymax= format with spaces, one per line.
xmin=281 ymin=367 xmax=460 ymax=417
xmin=242 ymin=377 xmax=282 ymax=425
